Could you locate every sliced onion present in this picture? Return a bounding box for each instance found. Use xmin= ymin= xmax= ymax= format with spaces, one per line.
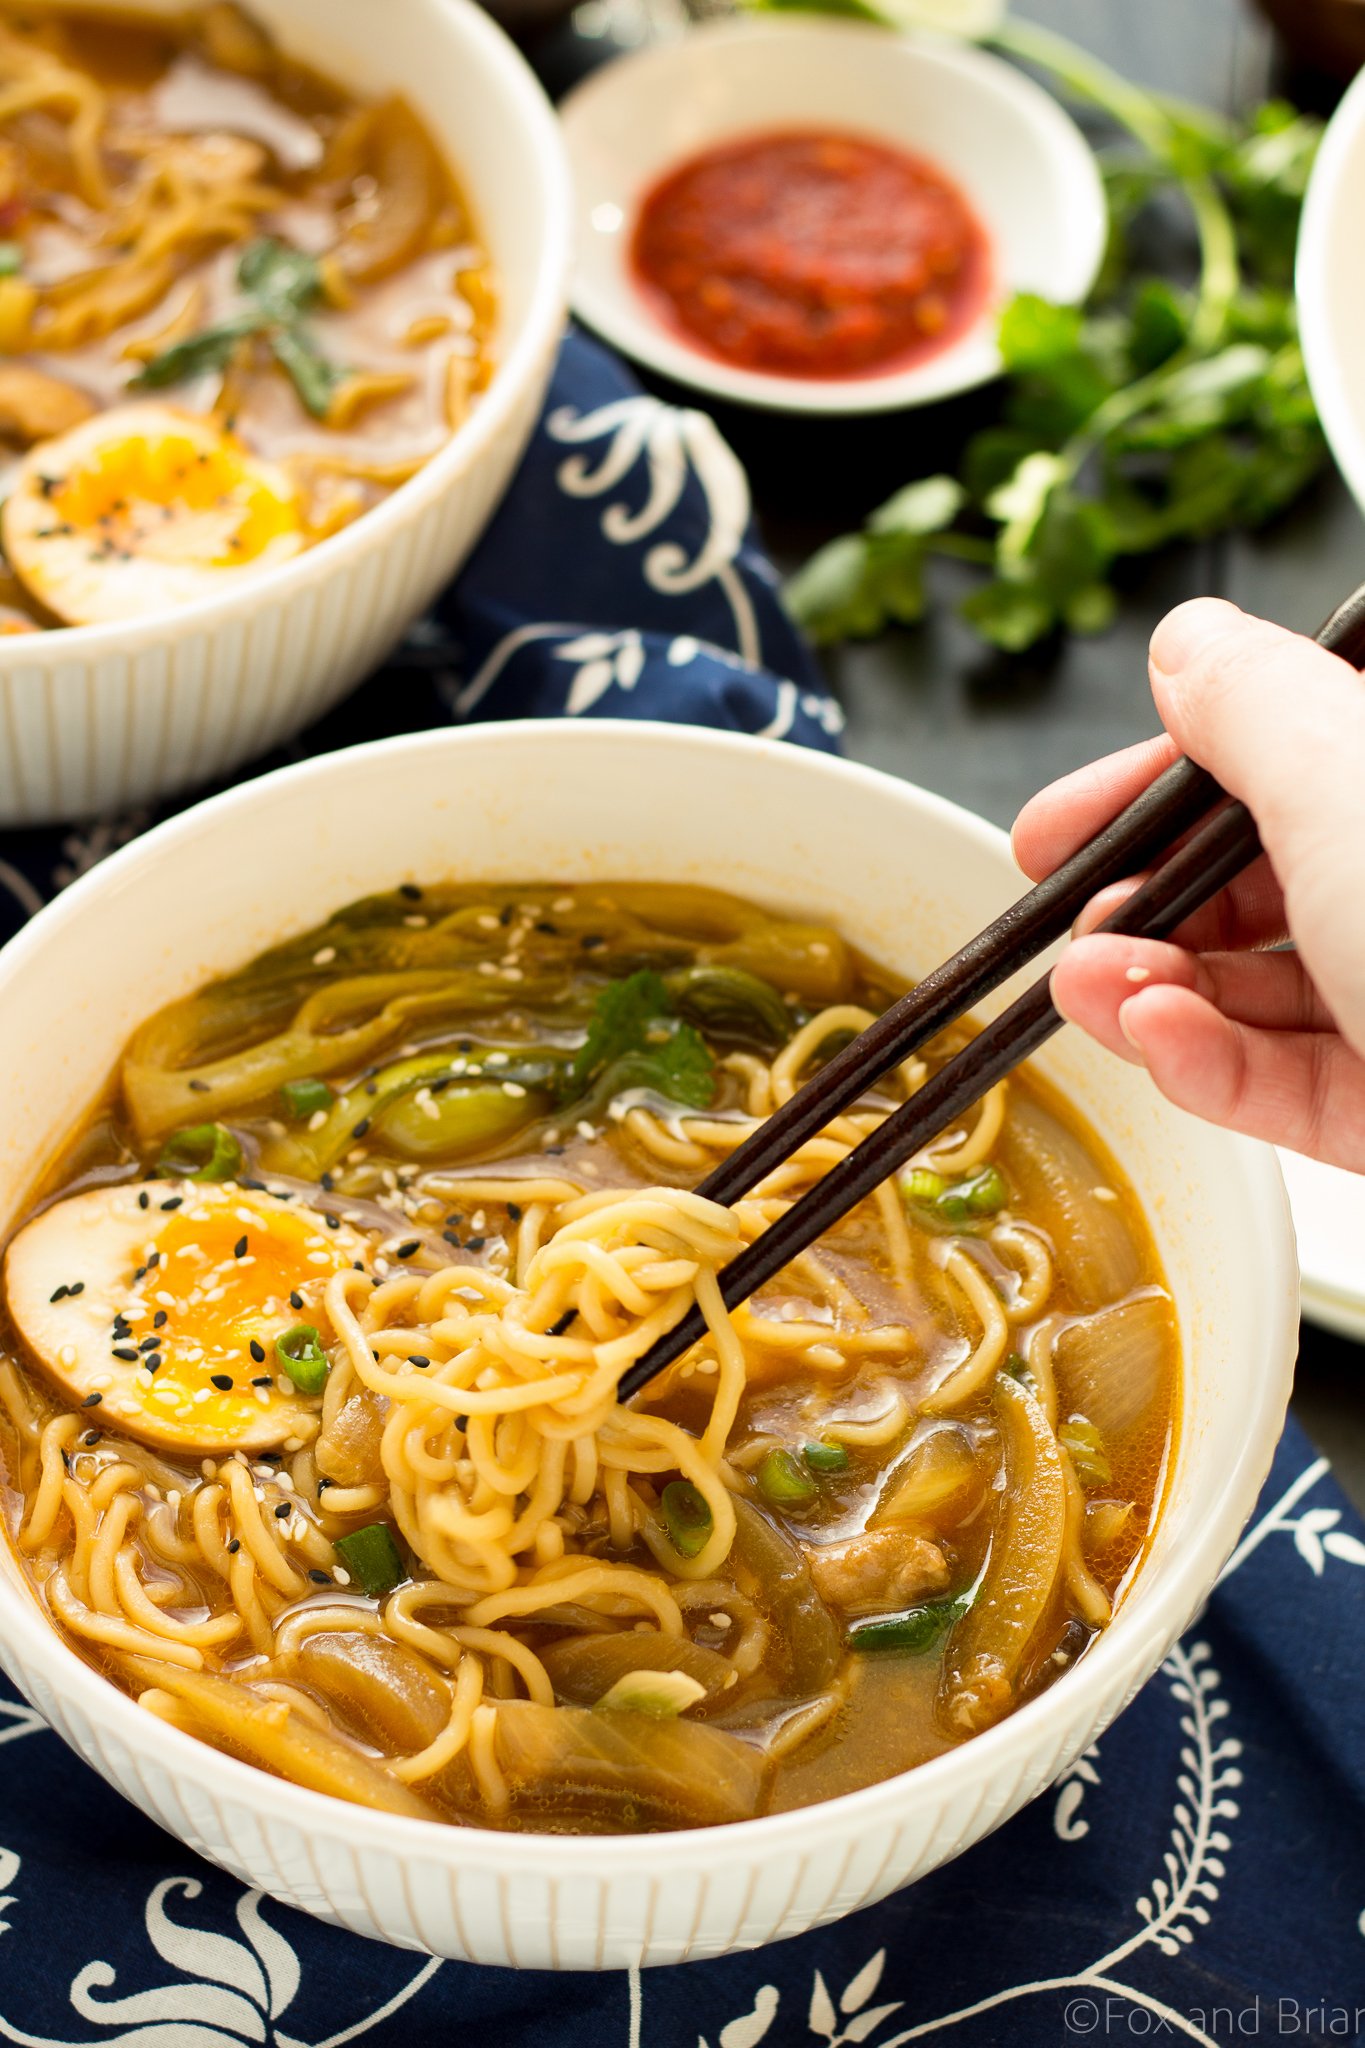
xmin=540 ymin=1629 xmax=734 ymax=1710
xmin=729 ymin=1496 xmax=842 ymax=1694
xmin=494 ymin=1699 xmax=765 ymax=1827
xmin=290 ymin=1630 xmax=450 ymax=1752
xmin=874 ymin=1422 xmax=986 ymax=1529
xmin=1053 ymin=1291 xmax=1174 ymax=1443
xmin=938 ymin=1373 xmax=1066 ymax=1737
xmin=997 ymin=1093 xmax=1140 ymax=1310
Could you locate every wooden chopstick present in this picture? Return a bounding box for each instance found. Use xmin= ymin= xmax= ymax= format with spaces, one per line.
xmin=619 ymin=796 xmax=1261 ymax=1400
xmin=694 ymin=751 xmax=1222 ymax=1210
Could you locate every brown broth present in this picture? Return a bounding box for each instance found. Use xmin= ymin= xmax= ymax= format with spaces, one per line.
xmin=0 ymin=882 xmax=1179 ymax=1832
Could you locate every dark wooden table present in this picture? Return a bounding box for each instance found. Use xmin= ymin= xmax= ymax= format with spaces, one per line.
xmin=544 ymin=0 xmax=1365 ymax=1507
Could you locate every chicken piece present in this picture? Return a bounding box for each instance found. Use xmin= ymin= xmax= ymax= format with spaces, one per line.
xmin=804 ymin=1527 xmax=950 ymax=1618
xmin=0 ymin=365 xmax=95 ymax=446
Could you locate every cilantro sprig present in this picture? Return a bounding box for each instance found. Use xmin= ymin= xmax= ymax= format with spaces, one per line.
xmin=565 ymin=970 xmax=716 ymax=1112
xmin=774 ymin=8 xmax=1328 ymax=654
xmin=133 ymin=237 xmax=345 ymax=421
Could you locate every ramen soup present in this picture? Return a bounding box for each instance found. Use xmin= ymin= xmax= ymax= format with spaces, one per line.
xmin=0 ymin=2 xmax=494 ymax=631
xmin=0 ymin=884 xmax=1178 ymax=1834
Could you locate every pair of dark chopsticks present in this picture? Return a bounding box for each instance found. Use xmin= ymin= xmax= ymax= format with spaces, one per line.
xmin=618 ymin=581 xmax=1365 ymax=1401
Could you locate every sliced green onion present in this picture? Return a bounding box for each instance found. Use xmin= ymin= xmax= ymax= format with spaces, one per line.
xmin=155 ymin=1122 xmax=242 ymax=1183
xmin=595 ymin=1669 xmax=707 ymax=1717
xmin=902 ymin=1162 xmax=1009 ymax=1226
xmin=757 ymin=1448 xmax=817 ymax=1509
xmin=280 ymin=1077 xmax=334 ymax=1118
xmin=661 ymin=1480 xmax=712 ymax=1559
xmin=0 ymin=243 xmax=23 ymax=278
xmin=803 ymin=1440 xmax=849 ymax=1474
xmin=275 ymin=1322 xmax=329 ymax=1395
xmin=848 ymin=1595 xmax=969 ymax=1656
xmin=334 ymin=1523 xmax=406 ymax=1597
xmin=1059 ymin=1417 xmax=1112 ymax=1488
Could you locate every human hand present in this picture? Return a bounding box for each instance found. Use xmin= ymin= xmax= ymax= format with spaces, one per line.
xmin=1011 ymin=596 xmax=1365 ymax=1169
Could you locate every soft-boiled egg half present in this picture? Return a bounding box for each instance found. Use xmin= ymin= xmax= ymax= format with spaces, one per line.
xmin=4 ymin=1181 xmax=369 ymax=1455
xmin=1 ymin=403 xmax=304 ymax=627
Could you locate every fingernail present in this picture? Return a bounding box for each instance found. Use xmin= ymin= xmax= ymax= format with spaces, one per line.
xmin=1117 ymin=996 xmax=1148 ymax=1060
xmin=1149 ymin=597 xmax=1238 ymax=677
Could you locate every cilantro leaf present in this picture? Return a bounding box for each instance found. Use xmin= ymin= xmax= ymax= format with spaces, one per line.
xmin=566 ymin=970 xmax=716 ymax=1111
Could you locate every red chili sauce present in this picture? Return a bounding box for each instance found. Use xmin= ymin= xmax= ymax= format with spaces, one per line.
xmin=631 ymin=128 xmax=990 ymax=381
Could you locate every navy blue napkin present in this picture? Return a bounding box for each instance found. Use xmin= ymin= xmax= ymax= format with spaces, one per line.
xmin=1 ymin=332 xmax=1363 ymax=2047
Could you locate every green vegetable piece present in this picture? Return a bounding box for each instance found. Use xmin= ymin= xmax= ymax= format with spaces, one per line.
xmin=269 ymin=322 xmax=345 ymax=420
xmin=280 ymin=1077 xmax=334 ymax=1119
xmin=568 ymin=970 xmax=715 ymax=1111
xmin=848 ymin=1595 xmax=970 ymax=1657
xmin=661 ymin=1480 xmax=712 ymax=1560
xmin=237 ymin=236 xmax=326 ymax=312
xmin=803 ymin=1440 xmax=849 ymax=1474
xmin=334 ymin=1523 xmax=406 ymax=1597
xmin=757 ymin=1448 xmax=817 ymax=1510
xmin=155 ymin=1122 xmax=243 ymax=1183
xmin=131 ymin=310 xmax=261 ymax=392
xmin=1059 ymin=1418 xmax=1113 ymax=1489
xmin=903 ymin=1163 xmax=1009 ymax=1226
xmin=275 ymin=1322 xmax=329 ymax=1395
xmin=0 ymin=242 xmax=23 ymax=278
xmin=665 ymin=965 xmax=793 ymax=1049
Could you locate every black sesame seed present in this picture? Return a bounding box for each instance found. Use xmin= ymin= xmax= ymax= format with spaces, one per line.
xmin=153 ymin=1311 xmax=167 ymax=1328
xmin=431 ymin=1076 xmax=453 ymax=1094
xmin=251 ymin=1375 xmax=272 ymax=1387
xmin=146 ymin=1251 xmax=160 ymax=1269
xmin=188 ymin=1079 xmax=210 ymax=1093
xmin=443 ymin=1230 xmax=461 ymax=1248
xmin=316 ymin=1476 xmax=333 ymax=1493
xmin=394 ymin=1240 xmax=419 ymax=1259
xmin=138 ymin=1336 xmax=159 ymax=1352
xmin=498 ymin=904 xmax=514 ymax=926
xmin=544 ymin=1145 xmax=565 ymax=1157
xmin=454 ymin=1414 xmax=468 ymax=1431
xmin=407 ymin=1354 xmax=430 ymax=1368
xmin=160 ymin=1196 xmax=183 ymax=1212
xmin=132 ymin=1265 xmax=147 ymax=1283
xmin=137 ymin=1191 xmax=150 ymax=1210
xmin=69 ymin=1281 xmax=84 ymax=1296
xmin=145 ymin=1355 xmax=161 ymax=1373
xmin=289 ymin=1291 xmax=303 ymax=1311
xmin=465 ymin=1235 xmax=486 ymax=1253
xmin=273 ymin=1501 xmax=291 ymax=1519
xmin=227 ymin=1538 xmax=241 ymax=1554
xmin=81 ymin=1392 xmax=101 ymax=1408
xmin=111 ymin=1346 xmax=138 ymax=1362
xmin=249 ymin=1340 xmax=265 ymax=1363
xmin=534 ymin=921 xmax=557 ymax=935
xmin=233 ymin=1236 xmax=247 ymax=1259
xmin=458 ymin=1038 xmax=473 ymax=1053
xmin=506 ymin=1203 xmax=523 ymax=1222
xmin=352 ymin=1260 xmax=365 ymax=1272
xmin=581 ymin=934 xmax=605 ymax=951
xmin=320 ymin=1172 xmax=334 ymax=1193
xmin=309 ymin=1568 xmax=331 ymax=1584
xmin=399 ymin=882 xmax=423 ymax=901
xmin=446 ymin=1213 xmax=464 ymax=1227
xmin=83 ymin=1430 xmax=101 ymax=1447
xmin=364 ymin=1082 xmax=377 ymax=1097
xmin=210 ymin=1374 xmax=233 ymax=1391
xmin=324 ymin=1213 xmax=340 ymax=1230
xmin=60 ymin=1447 xmax=71 ymax=1470
xmin=351 ymin=1118 xmax=371 ymax=1139
xmin=242 ymin=1177 xmax=267 ymax=1193
xmin=49 ymin=1284 xmax=68 ymax=1303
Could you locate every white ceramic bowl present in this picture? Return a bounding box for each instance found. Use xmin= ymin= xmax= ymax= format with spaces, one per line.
xmin=560 ymin=18 xmax=1106 ymax=415
xmin=1299 ymin=65 xmax=1365 ymax=516
xmin=0 ymin=0 xmax=569 ymax=828
xmin=0 ymin=722 xmax=1296 ymax=1969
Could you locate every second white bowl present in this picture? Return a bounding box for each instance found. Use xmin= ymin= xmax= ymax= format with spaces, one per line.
xmin=0 ymin=0 xmax=570 ymax=827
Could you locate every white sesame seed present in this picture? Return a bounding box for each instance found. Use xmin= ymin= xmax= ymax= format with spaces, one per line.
xmin=313 ymin=946 xmax=337 ymax=965
xmin=334 ymin=1567 xmax=351 ymax=1586
xmin=308 ymin=1108 xmax=328 ymax=1132
xmin=552 ymin=896 xmax=574 ymax=913
xmin=477 ymin=960 xmax=498 ymax=976
xmin=503 ymin=1081 xmax=526 ymax=1099
xmin=477 ymin=913 xmax=500 ymax=931
xmin=576 ymin=1120 xmax=596 ymax=1141
xmin=403 ymin=914 xmax=428 ymax=928
xmin=485 ymin=1051 xmax=508 ymax=1067
xmin=502 ymin=968 xmax=524 ymax=982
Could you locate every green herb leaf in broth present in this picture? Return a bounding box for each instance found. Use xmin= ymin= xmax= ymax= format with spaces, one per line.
xmin=566 ymin=970 xmax=716 ymax=1111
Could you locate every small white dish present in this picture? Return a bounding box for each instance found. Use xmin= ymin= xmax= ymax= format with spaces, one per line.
xmin=1277 ymin=1147 xmax=1365 ymax=1341
xmin=1299 ymin=64 xmax=1365 ymax=516
xmin=560 ymin=17 xmax=1106 ymax=416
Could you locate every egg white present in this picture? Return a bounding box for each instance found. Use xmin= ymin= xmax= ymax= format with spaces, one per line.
xmin=2 ymin=402 xmax=304 ymax=627
xmin=4 ymin=1180 xmax=370 ymax=1454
